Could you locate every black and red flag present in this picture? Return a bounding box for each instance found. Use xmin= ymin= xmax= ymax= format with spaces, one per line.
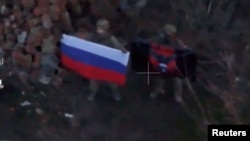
xmin=128 ymin=38 xmax=197 ymax=81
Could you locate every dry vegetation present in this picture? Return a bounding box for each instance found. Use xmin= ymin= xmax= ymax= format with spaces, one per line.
xmin=157 ymin=0 xmax=250 ymax=132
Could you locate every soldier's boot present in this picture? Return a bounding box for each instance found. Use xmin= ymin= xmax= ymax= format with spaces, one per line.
xmin=110 ymin=83 xmax=121 ymax=101
xmin=174 ymin=78 xmax=183 ymax=103
xmin=150 ymin=91 xmax=158 ymax=99
xmin=88 ymin=80 xmax=98 ymax=101
xmin=150 ymin=77 xmax=165 ymax=99
xmin=150 ymin=88 xmax=165 ymax=99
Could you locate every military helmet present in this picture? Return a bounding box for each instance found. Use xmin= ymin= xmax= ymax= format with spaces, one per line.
xmin=163 ymin=24 xmax=177 ymax=35
xmin=96 ymin=18 xmax=110 ymax=30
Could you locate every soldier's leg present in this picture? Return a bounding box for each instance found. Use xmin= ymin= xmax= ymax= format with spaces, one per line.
xmin=150 ymin=77 xmax=165 ymax=99
xmin=88 ymin=80 xmax=99 ymax=101
xmin=110 ymin=83 xmax=121 ymax=101
xmin=174 ymin=78 xmax=183 ymax=103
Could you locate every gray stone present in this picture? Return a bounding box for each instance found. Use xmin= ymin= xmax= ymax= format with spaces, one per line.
xmin=17 ymin=31 xmax=27 ymax=44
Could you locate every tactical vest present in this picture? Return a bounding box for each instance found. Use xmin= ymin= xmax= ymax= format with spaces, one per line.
xmin=92 ymin=33 xmax=121 ymax=50
xmin=159 ymin=34 xmax=178 ymax=47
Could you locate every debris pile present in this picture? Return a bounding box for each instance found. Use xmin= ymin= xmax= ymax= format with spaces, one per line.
xmin=0 ymin=0 xmax=93 ymax=89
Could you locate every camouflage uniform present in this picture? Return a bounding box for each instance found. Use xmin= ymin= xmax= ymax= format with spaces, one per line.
xmin=88 ymin=19 xmax=127 ymax=101
xmin=150 ymin=24 xmax=183 ymax=103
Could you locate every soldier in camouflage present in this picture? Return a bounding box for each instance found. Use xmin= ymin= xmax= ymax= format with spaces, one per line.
xmin=150 ymin=24 xmax=184 ymax=103
xmin=88 ymin=18 xmax=128 ymax=101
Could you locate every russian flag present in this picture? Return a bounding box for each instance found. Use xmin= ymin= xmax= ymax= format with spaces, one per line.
xmin=60 ymin=34 xmax=130 ymax=85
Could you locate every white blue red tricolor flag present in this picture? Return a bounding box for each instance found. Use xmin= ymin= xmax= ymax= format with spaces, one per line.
xmin=60 ymin=34 xmax=130 ymax=85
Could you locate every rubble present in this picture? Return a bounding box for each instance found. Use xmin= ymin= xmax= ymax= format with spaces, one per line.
xmin=38 ymin=74 xmax=51 ymax=85
xmin=17 ymin=31 xmax=27 ymax=44
xmin=35 ymin=108 xmax=45 ymax=115
xmin=40 ymin=91 xmax=47 ymax=97
xmin=0 ymin=83 xmax=4 ymax=89
xmin=64 ymin=113 xmax=74 ymax=119
xmin=0 ymin=5 xmax=6 ymax=15
xmin=20 ymin=101 xmax=32 ymax=107
xmin=0 ymin=0 xmax=72 ymax=88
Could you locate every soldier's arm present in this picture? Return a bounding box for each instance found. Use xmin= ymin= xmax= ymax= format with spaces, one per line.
xmin=110 ymin=36 xmax=128 ymax=53
xmin=176 ymin=38 xmax=188 ymax=49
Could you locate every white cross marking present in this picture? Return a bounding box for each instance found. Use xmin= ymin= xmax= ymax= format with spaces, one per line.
xmin=136 ymin=61 xmax=161 ymax=85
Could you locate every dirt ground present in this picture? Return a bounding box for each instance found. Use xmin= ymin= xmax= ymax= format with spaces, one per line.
xmin=0 ymin=74 xmax=201 ymax=141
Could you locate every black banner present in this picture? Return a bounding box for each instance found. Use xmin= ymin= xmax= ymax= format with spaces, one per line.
xmin=128 ymin=38 xmax=197 ymax=81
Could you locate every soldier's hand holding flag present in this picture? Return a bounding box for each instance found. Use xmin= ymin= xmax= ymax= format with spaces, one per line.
xmin=121 ymin=48 xmax=128 ymax=53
